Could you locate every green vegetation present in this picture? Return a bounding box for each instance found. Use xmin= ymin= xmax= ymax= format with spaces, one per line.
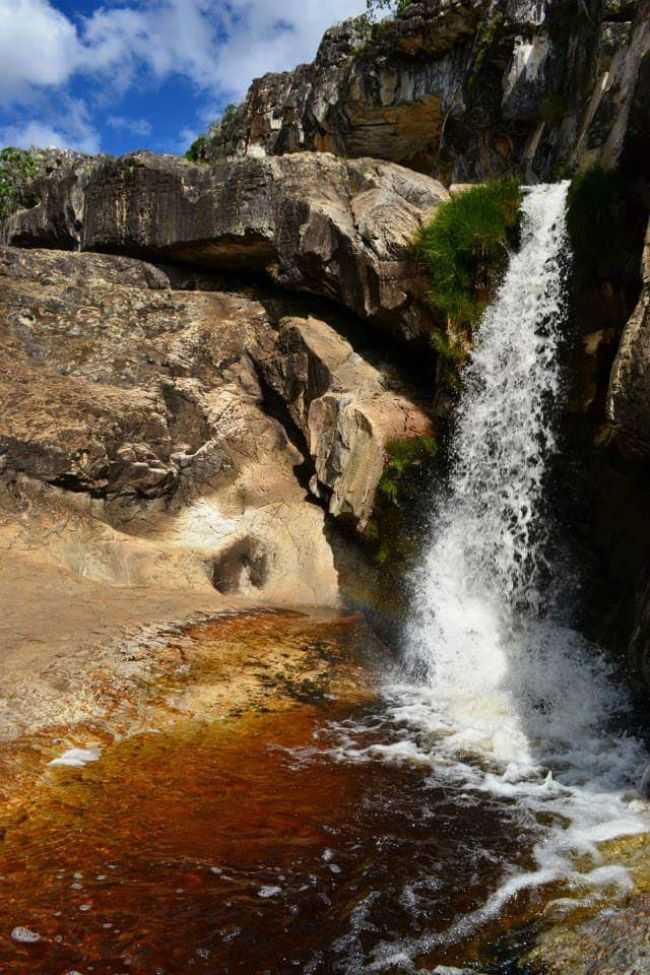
xmin=365 ymin=0 xmax=413 ymax=18
xmin=185 ymin=135 xmax=208 ymax=162
xmin=366 ymin=436 xmax=436 ymax=566
xmin=567 ymin=165 xmax=635 ymax=284
xmin=416 ymin=179 xmax=522 ymax=327
xmin=0 ymin=147 xmax=38 ymax=219
xmin=220 ymin=103 xmax=239 ymax=127
xmin=377 ymin=436 xmax=436 ymax=508
xmin=185 ymin=103 xmax=240 ymax=161
xmin=429 ymin=329 xmax=464 ymax=364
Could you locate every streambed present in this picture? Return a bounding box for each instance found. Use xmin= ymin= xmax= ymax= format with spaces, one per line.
xmin=1 ymin=612 xmax=647 ymax=975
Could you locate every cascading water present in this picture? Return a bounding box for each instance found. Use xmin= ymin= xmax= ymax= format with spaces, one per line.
xmin=330 ymin=183 xmax=650 ymax=969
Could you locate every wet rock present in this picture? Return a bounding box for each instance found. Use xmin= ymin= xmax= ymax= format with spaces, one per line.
xmin=608 ymin=218 xmax=650 ymax=461
xmin=3 ymin=152 xmax=448 ymax=345
xmin=530 ymin=894 xmax=650 ymax=974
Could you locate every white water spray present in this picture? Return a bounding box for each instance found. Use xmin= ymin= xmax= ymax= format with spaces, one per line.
xmin=332 ymin=184 xmax=649 ymax=966
xmin=404 ymin=180 xmax=573 ymax=763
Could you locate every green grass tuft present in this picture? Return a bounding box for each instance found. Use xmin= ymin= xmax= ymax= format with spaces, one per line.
xmin=377 ymin=436 xmax=436 ymax=507
xmin=416 ymin=179 xmax=523 ymax=326
xmin=367 ymin=435 xmax=437 ymax=569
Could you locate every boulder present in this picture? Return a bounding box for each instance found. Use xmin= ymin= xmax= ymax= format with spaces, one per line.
xmin=3 ymin=151 xmax=448 ymax=345
xmin=256 ymin=315 xmax=433 ymax=526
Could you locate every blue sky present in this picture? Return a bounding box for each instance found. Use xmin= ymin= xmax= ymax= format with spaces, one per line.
xmin=0 ymin=0 xmax=366 ymax=157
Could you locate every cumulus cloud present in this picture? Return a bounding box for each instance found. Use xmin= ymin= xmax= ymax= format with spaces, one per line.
xmin=0 ymin=0 xmax=80 ymax=104
xmin=74 ymin=0 xmax=367 ymax=100
xmin=0 ymin=0 xmax=366 ymax=151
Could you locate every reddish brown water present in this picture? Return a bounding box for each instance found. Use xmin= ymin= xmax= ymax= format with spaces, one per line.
xmin=0 ymin=615 xmax=542 ymax=975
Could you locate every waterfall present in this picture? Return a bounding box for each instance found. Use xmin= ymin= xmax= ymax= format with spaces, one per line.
xmin=332 ymin=185 xmax=649 ymax=967
xmin=402 ymin=181 xmax=575 ymax=767
xmin=393 ymin=183 xmax=646 ymax=793
xmin=407 ymin=181 xmax=569 ymax=694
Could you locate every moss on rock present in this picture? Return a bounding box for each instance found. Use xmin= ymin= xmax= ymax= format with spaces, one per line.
xmin=366 ymin=435 xmax=437 ymax=569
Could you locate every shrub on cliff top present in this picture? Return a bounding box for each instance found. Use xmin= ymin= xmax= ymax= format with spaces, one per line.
xmin=0 ymin=147 xmax=38 ymax=219
xmin=416 ymin=179 xmax=522 ymax=326
xmin=185 ymin=135 xmax=208 ymax=163
xmin=366 ymin=0 xmax=413 ymax=18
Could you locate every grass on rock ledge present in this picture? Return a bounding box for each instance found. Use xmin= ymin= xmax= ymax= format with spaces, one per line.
xmin=416 ymin=178 xmax=523 ymax=328
xmin=366 ymin=435 xmax=437 ymax=567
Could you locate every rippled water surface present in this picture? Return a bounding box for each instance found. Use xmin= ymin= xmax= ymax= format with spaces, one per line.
xmin=0 ymin=614 xmax=647 ymax=975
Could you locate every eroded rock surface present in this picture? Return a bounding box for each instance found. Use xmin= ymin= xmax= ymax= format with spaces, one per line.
xmin=0 ymin=246 xmax=431 ymax=607
xmin=531 ymin=894 xmax=650 ymax=974
xmin=3 ymin=152 xmax=448 ymax=344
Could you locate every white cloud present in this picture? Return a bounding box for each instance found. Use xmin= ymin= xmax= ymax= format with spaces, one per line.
xmin=0 ymin=96 xmax=100 ymax=154
xmin=0 ymin=0 xmax=367 ymax=151
xmin=206 ymin=0 xmax=368 ymax=98
xmin=107 ymin=115 xmax=152 ymax=137
xmin=0 ymin=0 xmax=81 ymax=104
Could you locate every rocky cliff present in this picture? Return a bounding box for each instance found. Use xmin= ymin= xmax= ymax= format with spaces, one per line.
xmin=201 ymin=0 xmax=650 ymax=183
xmin=0 ymin=239 xmax=431 ymax=611
xmin=4 ymin=151 xmax=447 ymax=346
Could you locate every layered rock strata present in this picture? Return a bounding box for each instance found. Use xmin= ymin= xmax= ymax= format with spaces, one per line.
xmin=0 ymin=246 xmax=430 ymax=603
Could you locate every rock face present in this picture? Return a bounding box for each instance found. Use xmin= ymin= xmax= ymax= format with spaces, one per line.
xmin=257 ymin=315 xmax=432 ymax=526
xmin=608 ymin=219 xmax=650 ymax=460
xmin=603 ymin=220 xmax=650 ymax=686
xmin=0 ymin=246 xmax=295 ymax=503
xmin=202 ymin=0 xmax=650 ymax=181
xmin=4 ymin=151 xmax=448 ymax=345
xmin=0 ymin=246 xmax=431 ymax=602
